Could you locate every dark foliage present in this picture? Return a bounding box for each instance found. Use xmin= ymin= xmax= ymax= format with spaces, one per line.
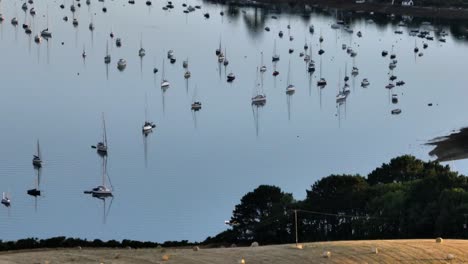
xmin=206 ymin=155 xmax=468 ymax=246
xmin=0 ymin=237 xmax=196 ymax=252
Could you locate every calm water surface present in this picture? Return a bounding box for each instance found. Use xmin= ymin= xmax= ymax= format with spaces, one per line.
xmin=0 ymin=0 xmax=468 ymax=242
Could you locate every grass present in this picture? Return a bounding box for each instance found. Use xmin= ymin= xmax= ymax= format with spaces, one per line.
xmin=0 ymin=239 xmax=467 ymax=263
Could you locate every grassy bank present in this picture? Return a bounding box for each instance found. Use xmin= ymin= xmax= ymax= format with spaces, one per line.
xmin=1 ymin=239 xmax=467 ymax=263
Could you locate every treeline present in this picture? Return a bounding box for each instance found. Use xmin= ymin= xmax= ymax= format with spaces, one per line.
xmin=205 ymin=155 xmax=468 ymax=246
xmin=0 ymin=237 xmax=195 ymax=251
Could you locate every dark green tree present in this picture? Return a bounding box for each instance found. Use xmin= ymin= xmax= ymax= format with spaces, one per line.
xmin=229 ymin=185 xmax=294 ymax=244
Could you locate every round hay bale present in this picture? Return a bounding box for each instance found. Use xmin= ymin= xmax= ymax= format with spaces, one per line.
xmin=161 ymin=254 xmax=170 ymax=261
xmin=250 ymin=241 xmax=259 ymax=247
xmin=231 ymin=243 xmax=237 ymax=248
xmin=322 ymin=251 xmax=331 ymax=258
xmin=126 ymin=246 xmax=132 ymax=250
xmin=436 ymin=237 xmax=444 ymax=243
xmin=76 ymin=246 xmax=82 ymax=250
xmin=193 ymin=246 xmax=200 ymax=251
xmin=372 ymin=247 xmax=379 ymax=254
xmin=447 ymin=254 xmax=455 ymax=260
xmin=157 ymin=245 xmax=163 ymax=249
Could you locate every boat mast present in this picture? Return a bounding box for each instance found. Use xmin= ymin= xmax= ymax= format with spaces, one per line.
xmin=37 ymin=139 xmax=41 ymax=159
xmin=287 ymin=60 xmax=291 ymax=85
xmin=162 ymin=59 xmax=165 ymax=80
xmin=145 ymin=93 xmax=148 ymax=121
xmin=102 ymin=157 xmax=106 ymax=187
xmin=102 ymin=113 xmax=107 ymax=147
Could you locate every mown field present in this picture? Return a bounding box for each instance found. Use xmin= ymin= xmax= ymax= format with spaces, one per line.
xmin=0 ymin=239 xmax=466 ymax=263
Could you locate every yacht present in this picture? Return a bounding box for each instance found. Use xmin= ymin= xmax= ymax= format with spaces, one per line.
xmin=117 ymin=59 xmax=127 ymax=70
xmin=361 ymin=78 xmax=370 ymax=87
xmin=32 ymin=140 xmax=42 ymax=168
xmin=34 ymin=34 xmax=41 ymax=43
xmin=317 ymin=78 xmax=327 ymax=87
xmin=1 ymin=192 xmax=10 ymax=207
xmin=227 ymin=73 xmax=235 ymax=82
xmin=191 ymin=101 xmax=202 ymax=111
xmin=41 ymin=29 xmax=52 ymax=38
xmin=142 ymin=121 xmax=156 ymax=133
xmin=308 ymin=61 xmax=315 ymax=73
xmin=286 ymin=84 xmax=295 ymax=94
xmin=251 ymin=95 xmax=266 ymax=106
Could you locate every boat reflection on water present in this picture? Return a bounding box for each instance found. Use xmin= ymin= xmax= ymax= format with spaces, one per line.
xmin=427 ymin=127 xmax=468 ymax=162
xmin=84 ymin=155 xmax=114 ymax=224
xmin=27 ymin=167 xmax=42 ymax=212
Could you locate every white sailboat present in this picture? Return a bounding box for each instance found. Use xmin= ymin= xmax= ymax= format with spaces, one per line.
xmin=259 ymin=52 xmax=266 ymax=73
xmin=191 ymin=86 xmax=202 ymax=111
xmin=252 ymin=67 xmax=266 ymax=106
xmin=161 ymin=59 xmax=170 ymax=88
xmin=85 ymin=157 xmax=112 ymax=198
xmin=142 ymin=94 xmax=156 ymax=134
xmin=32 ymin=139 xmax=42 ymax=168
xmin=1 ymin=192 xmax=11 ymax=207
xmin=95 ymin=113 xmax=108 ymax=155
xmin=286 ymin=60 xmax=295 ymax=94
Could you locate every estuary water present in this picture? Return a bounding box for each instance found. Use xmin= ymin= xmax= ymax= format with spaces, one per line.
xmin=0 ymin=0 xmax=468 ymax=242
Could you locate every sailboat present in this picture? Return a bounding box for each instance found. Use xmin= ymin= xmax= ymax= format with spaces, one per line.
xmin=191 ymin=86 xmax=202 ymax=111
xmin=32 ymin=140 xmax=42 ymax=168
xmin=336 ymin=70 xmax=347 ymax=104
xmin=41 ymin=7 xmax=52 ymax=38
xmin=223 ymin=48 xmax=229 ymax=66
xmin=138 ymin=35 xmax=145 ymax=57
xmin=259 ymin=52 xmax=266 ymax=72
xmin=272 ymin=39 xmax=280 ymax=62
xmin=142 ymin=94 xmax=156 ymax=134
xmin=251 ymin=67 xmax=266 ymax=106
xmin=308 ymin=44 xmax=315 ymax=73
xmin=215 ymin=36 xmax=221 ymax=56
xmin=94 ymin=114 xmax=108 ymax=155
xmin=27 ymin=168 xmax=41 ymax=197
xmin=84 ymin=157 xmax=112 ymax=198
xmin=1 ymin=192 xmax=11 ymax=207
xmin=104 ymin=41 xmax=111 ymax=64
xmin=184 ymin=60 xmax=191 ymax=79
xmin=286 ymin=60 xmax=295 ymax=94
xmin=161 ymin=59 xmax=170 ymax=88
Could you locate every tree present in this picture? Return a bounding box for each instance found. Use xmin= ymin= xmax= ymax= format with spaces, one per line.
xmin=229 ymin=185 xmax=294 ymax=244
xmin=302 ymin=175 xmax=369 ymax=241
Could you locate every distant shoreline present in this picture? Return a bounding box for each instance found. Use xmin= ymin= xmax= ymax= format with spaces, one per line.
xmin=212 ymin=0 xmax=468 ymax=21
